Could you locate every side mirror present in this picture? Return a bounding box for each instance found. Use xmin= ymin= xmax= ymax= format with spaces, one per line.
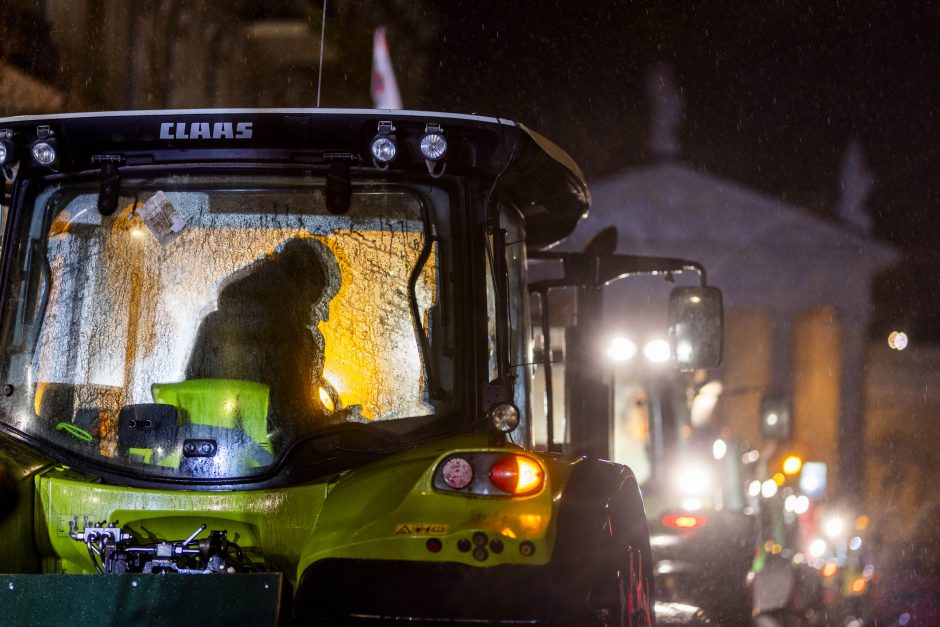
xmin=668 ymin=286 xmax=723 ymax=370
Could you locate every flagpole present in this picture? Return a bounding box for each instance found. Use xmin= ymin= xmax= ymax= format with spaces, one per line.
xmin=317 ymin=0 xmax=327 ymax=107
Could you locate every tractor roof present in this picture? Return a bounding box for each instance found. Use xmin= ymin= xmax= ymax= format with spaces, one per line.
xmin=0 ymin=109 xmax=589 ymax=248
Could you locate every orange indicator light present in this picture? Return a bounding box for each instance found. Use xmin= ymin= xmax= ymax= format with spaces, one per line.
xmin=822 ymin=561 xmax=838 ymax=577
xmin=489 ymin=455 xmax=544 ymax=495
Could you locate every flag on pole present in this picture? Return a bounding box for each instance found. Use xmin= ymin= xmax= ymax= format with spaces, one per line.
xmin=371 ymin=27 xmax=402 ymax=110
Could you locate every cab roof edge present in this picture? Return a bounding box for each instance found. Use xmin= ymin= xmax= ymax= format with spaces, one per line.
xmin=0 ymin=108 xmax=517 ymax=127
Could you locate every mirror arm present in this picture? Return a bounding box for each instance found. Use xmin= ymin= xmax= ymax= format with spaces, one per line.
xmin=528 ymin=251 xmax=708 ymax=289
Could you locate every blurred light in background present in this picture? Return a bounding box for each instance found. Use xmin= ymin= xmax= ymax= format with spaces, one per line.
xmin=782 ymin=455 xmax=802 ymax=475
xmin=809 ymin=538 xmax=827 ymax=558
xmin=605 ymin=336 xmax=637 ymax=361
xmin=643 ymin=339 xmax=671 ymax=363
xmin=888 ymin=330 xmax=908 ymax=350
xmin=824 ymin=516 xmax=845 ymax=538
xmin=761 ymin=479 xmax=778 ymax=498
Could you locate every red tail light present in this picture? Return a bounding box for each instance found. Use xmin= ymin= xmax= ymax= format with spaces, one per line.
xmin=488 ymin=455 xmax=544 ymax=495
xmin=662 ymin=514 xmax=707 ymax=530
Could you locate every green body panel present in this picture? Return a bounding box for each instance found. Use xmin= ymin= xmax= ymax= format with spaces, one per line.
xmin=0 ymin=573 xmax=281 ymax=626
xmin=26 ymin=435 xmax=574 ymax=591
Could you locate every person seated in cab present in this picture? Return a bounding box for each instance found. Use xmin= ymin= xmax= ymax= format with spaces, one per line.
xmin=184 ymin=238 xmax=350 ymax=440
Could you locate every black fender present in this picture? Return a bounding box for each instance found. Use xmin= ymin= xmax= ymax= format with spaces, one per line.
xmin=543 ymin=457 xmax=654 ymax=621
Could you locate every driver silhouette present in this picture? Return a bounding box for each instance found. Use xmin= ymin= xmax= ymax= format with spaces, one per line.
xmin=185 ymin=238 xmax=341 ymax=426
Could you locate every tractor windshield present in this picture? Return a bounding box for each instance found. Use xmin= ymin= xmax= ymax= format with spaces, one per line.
xmin=0 ymin=173 xmax=456 ymax=480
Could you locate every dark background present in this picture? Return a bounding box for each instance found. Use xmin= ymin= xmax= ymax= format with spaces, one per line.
xmin=423 ymin=1 xmax=940 ymax=341
xmin=2 ymin=0 xmax=938 ymax=339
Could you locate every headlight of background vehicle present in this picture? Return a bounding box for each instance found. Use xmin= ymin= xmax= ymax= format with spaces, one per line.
xmin=675 ymin=464 xmax=713 ymax=496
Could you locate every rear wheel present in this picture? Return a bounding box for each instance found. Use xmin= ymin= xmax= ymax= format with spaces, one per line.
xmin=590 ymin=542 xmax=653 ymax=627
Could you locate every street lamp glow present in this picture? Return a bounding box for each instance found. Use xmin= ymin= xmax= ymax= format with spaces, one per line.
xmin=605 ymin=337 xmax=637 ymax=361
xmin=643 ymin=339 xmax=670 ymax=363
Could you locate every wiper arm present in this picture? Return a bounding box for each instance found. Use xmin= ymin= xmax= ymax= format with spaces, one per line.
xmin=407 ymin=201 xmax=445 ymax=399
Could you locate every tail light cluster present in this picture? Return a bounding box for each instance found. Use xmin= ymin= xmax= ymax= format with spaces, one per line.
xmin=434 ymin=453 xmax=545 ymax=497
xmin=662 ymin=513 xmax=708 ymax=530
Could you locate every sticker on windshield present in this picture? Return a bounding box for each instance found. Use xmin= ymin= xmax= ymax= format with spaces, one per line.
xmin=137 ymin=191 xmax=187 ymax=245
xmin=394 ymin=523 xmax=448 ymax=536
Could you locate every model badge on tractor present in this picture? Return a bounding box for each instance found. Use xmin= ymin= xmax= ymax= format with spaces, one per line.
xmin=0 ymin=109 xmax=722 ymax=625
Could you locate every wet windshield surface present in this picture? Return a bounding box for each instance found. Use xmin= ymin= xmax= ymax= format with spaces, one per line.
xmin=0 ymin=176 xmax=453 ymax=479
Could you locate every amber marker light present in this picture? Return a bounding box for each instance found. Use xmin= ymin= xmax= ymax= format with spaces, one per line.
xmin=489 ymin=455 xmax=544 ymax=495
xmin=782 ymin=455 xmax=803 ymax=475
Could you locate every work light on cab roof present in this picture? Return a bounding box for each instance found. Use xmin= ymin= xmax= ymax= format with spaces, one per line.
xmin=0 ymin=130 xmax=12 ymax=166
xmin=370 ymin=120 xmax=397 ymax=167
xmin=30 ymin=126 xmax=57 ymax=166
xmin=420 ymin=123 xmax=447 ymax=161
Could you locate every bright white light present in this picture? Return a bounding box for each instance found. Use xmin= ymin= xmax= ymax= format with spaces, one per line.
xmin=747 ymin=480 xmax=761 ymax=497
xmin=649 ymin=534 xmax=679 ymax=548
xmin=32 ymin=141 xmax=56 ymax=165
xmin=802 ymin=474 xmax=820 ymax=493
xmin=644 ymin=339 xmax=670 ymax=363
xmin=784 ymin=494 xmax=797 ymax=513
xmin=605 ymin=337 xmax=637 ymax=361
xmin=741 ymin=449 xmax=760 ymax=464
xmin=849 ymin=536 xmax=862 ymax=551
xmin=824 ymin=516 xmax=845 ymax=538
xmin=681 ymin=498 xmax=702 ymax=511
xmin=761 ymin=479 xmax=778 ymax=498
xmin=676 ymin=466 xmax=711 ymax=495
xmin=766 ymin=412 xmax=779 ymax=426
xmin=371 ymin=136 xmax=397 ymax=163
xmin=888 ymin=330 xmax=908 ymax=351
xmin=794 ymin=495 xmax=810 ymax=514
xmin=419 ymin=132 xmax=448 ymax=160
xmin=675 ymin=340 xmax=693 ymax=362
xmin=712 ymin=438 xmax=727 ymax=460
xmin=809 ymin=538 xmax=827 ymax=558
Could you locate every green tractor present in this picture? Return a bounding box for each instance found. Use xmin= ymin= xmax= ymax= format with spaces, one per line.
xmin=0 ymin=110 xmax=720 ymax=625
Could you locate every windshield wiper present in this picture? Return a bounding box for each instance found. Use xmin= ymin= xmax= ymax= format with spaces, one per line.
xmin=407 ymin=201 xmax=445 ymax=399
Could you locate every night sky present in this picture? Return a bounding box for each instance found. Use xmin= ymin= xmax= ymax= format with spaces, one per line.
xmin=419 ymin=1 xmax=940 ymax=339
xmin=3 ymin=0 xmax=938 ymax=338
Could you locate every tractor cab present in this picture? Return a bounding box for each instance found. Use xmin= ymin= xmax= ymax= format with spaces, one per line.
xmin=0 ymin=110 xmax=720 ymax=625
xmin=0 ymin=111 xmax=588 ymax=483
